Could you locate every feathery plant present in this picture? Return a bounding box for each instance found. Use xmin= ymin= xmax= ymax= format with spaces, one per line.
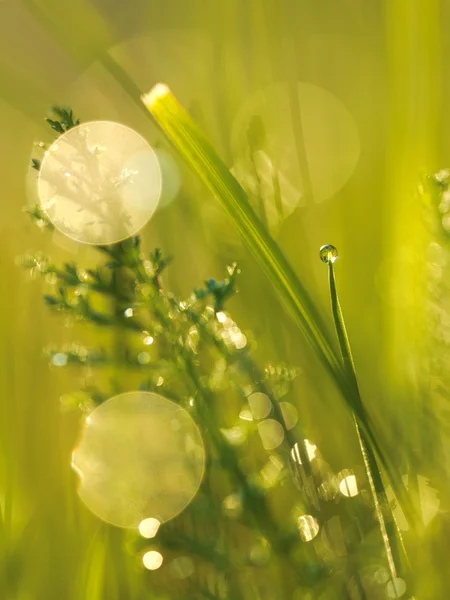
xmin=20 ymin=104 xmax=417 ymax=599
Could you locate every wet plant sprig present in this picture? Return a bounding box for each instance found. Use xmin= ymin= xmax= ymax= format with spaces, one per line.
xmin=22 ymin=105 xmax=411 ymax=599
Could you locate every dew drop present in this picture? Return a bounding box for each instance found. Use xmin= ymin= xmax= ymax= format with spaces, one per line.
xmin=319 ymin=244 xmax=338 ymax=265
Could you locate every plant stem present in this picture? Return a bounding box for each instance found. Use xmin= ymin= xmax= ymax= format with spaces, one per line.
xmin=327 ymin=258 xmax=411 ymax=589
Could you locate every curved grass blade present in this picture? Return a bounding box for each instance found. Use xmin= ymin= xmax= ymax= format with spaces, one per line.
xmin=320 ymin=244 xmax=412 ymax=590
xmin=141 ymin=84 xmax=416 ymax=526
xmin=142 ymin=85 xmax=340 ymax=377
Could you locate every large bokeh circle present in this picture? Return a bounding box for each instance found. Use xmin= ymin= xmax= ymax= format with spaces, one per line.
xmin=38 ymin=121 xmax=162 ymax=244
xmin=72 ymin=391 xmax=206 ymax=528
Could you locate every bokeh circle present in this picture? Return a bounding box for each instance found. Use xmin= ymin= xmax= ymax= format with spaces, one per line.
xmin=38 ymin=121 xmax=162 ymax=244
xmin=72 ymin=391 xmax=206 ymax=528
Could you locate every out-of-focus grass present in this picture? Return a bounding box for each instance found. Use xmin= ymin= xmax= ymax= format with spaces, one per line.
xmin=0 ymin=0 xmax=450 ymax=598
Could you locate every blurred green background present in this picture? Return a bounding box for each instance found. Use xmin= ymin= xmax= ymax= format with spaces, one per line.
xmin=1 ymin=0 xmax=449 ymax=598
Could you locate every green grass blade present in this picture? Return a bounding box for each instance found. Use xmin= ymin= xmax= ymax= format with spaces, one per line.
xmin=142 ymin=84 xmax=342 ymax=383
xmin=326 ymin=251 xmax=411 ymax=584
xmin=141 ymin=84 xmax=416 ymax=526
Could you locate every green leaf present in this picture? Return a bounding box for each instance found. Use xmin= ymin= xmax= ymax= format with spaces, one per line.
xmin=45 ymin=118 xmax=65 ymax=134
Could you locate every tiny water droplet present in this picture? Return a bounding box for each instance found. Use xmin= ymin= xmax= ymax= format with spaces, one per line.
xmin=319 ymin=245 xmax=338 ymax=264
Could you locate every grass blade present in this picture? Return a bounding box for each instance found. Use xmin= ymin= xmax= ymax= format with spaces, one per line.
xmin=141 ymin=84 xmax=416 ymax=526
xmin=322 ymin=245 xmax=411 ymax=585
xmin=142 ymin=84 xmax=341 ymax=380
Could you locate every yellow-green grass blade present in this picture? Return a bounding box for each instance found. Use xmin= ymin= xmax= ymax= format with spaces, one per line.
xmin=141 ymin=84 xmax=416 ymax=526
xmin=142 ymin=84 xmax=341 ymax=382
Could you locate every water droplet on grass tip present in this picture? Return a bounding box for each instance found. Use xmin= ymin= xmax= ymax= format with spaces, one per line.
xmin=319 ymin=244 xmax=338 ymax=264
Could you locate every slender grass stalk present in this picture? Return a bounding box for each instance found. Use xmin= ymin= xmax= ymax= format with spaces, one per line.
xmin=320 ymin=244 xmax=410 ymax=592
xmin=141 ymin=84 xmax=416 ymax=527
xmin=141 ymin=85 xmax=339 ymax=377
